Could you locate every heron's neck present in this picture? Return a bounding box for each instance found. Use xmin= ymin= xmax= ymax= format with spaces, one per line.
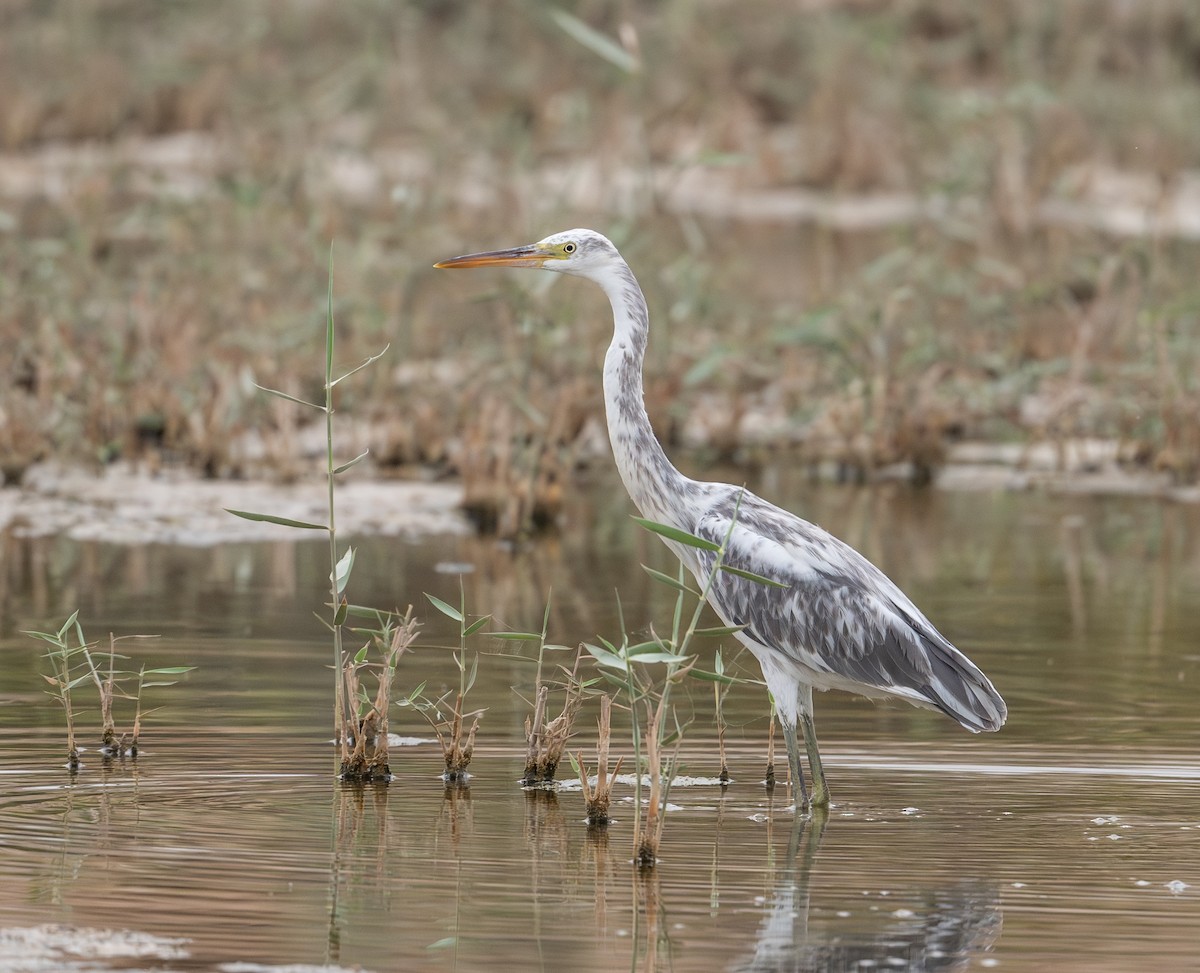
xmin=597 ymin=261 xmax=693 ymax=528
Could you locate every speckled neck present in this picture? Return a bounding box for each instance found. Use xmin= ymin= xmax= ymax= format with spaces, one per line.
xmin=597 ymin=258 xmax=693 ymax=529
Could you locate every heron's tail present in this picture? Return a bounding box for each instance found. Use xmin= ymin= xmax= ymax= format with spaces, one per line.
xmin=918 ymin=634 xmax=1007 ymax=732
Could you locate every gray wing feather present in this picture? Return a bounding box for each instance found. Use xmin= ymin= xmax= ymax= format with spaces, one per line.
xmin=690 ymin=491 xmax=1006 ymax=732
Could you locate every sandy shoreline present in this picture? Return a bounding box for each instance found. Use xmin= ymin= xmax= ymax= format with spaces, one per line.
xmin=0 ymin=463 xmax=469 ymax=546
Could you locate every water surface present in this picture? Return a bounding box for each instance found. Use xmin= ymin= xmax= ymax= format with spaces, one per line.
xmin=1 ymin=474 xmax=1198 ymax=971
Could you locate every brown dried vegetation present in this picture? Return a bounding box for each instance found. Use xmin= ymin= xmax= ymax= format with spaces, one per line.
xmin=521 ymin=679 xmax=584 ymax=788
xmin=438 ymin=696 xmax=481 ymax=784
xmin=2 ymin=0 xmax=1199 ymax=504
xmin=577 ymin=695 xmax=625 ymax=827
xmin=338 ymin=610 xmax=420 ymax=783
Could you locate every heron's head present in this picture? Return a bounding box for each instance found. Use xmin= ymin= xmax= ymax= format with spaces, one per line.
xmin=434 ymin=228 xmax=620 ymax=281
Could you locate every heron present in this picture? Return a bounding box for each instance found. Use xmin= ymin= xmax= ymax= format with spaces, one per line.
xmin=434 ymin=229 xmax=1006 ymax=809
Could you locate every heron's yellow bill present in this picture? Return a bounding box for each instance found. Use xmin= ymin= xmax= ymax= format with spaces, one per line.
xmin=434 ymin=244 xmax=553 ymax=270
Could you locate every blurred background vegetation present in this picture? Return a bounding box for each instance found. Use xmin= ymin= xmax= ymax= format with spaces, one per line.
xmin=1 ymin=0 xmax=1198 ymax=527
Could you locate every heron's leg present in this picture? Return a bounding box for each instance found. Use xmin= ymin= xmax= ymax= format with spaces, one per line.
xmin=783 ymin=717 xmax=810 ymax=810
xmin=799 ymin=709 xmax=830 ymax=808
xmin=796 ymin=684 xmax=829 ymax=807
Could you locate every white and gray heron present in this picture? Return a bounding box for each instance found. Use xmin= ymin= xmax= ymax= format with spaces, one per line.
xmin=435 ymin=229 xmax=1006 ymax=809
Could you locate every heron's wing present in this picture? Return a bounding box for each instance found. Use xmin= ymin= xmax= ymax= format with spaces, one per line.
xmin=691 ymin=493 xmax=1006 ymax=732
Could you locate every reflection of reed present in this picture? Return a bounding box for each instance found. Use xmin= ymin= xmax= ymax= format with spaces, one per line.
xmin=581 ymin=822 xmax=615 ymax=935
xmin=708 ymin=775 xmax=738 ymax=918
xmin=523 ymin=789 xmax=568 ymax=954
xmin=523 ymin=788 xmax=568 ymax=861
xmin=633 ymin=867 xmax=670 ymax=973
xmin=730 ymin=812 xmax=1002 ymax=973
xmin=50 ymin=767 xmax=140 ymax=906
xmin=437 ymin=780 xmax=473 ymax=848
xmin=327 ymin=781 xmax=391 ymax=964
xmin=1059 ymin=503 xmax=1178 ymax=654
xmin=332 ymin=781 xmax=390 ymax=864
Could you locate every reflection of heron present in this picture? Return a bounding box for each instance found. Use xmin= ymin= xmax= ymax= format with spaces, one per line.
xmin=733 ymin=814 xmax=1002 ymax=972
xmin=436 ymin=229 xmax=1006 ymax=808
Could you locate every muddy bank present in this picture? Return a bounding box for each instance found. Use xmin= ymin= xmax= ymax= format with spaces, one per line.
xmin=936 ymin=442 xmax=1200 ymax=504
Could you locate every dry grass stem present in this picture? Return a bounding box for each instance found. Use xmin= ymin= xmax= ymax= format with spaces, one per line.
xmin=765 ymin=709 xmax=777 ymax=791
xmin=714 ymin=679 xmax=730 ymax=785
xmin=635 ymin=718 xmax=660 ymax=866
xmin=579 ymin=694 xmax=624 ymax=827
xmin=635 ymin=700 xmax=668 ymax=869
xmin=93 ymin=638 xmax=119 ymax=756
xmin=130 ymin=688 xmax=145 ymax=756
xmin=441 ymin=694 xmax=481 ymax=783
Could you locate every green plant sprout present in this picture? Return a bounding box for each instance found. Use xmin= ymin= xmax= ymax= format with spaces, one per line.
xmin=226 ymin=246 xmax=390 ymax=779
xmin=584 ymin=600 xmax=694 ymax=867
xmin=28 ymin=611 xmax=194 ymax=769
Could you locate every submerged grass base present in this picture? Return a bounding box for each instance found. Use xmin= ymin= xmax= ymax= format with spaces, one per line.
xmin=340 ymin=761 xmax=391 ymax=783
xmin=340 ymin=714 xmax=392 ymax=784
xmin=441 ymin=700 xmax=480 ymax=783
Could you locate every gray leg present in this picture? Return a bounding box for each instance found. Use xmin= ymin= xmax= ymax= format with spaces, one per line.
xmin=783 ymin=717 xmax=810 ymax=810
xmin=797 ymin=687 xmax=830 ymax=807
xmin=800 ymin=711 xmax=829 ymax=807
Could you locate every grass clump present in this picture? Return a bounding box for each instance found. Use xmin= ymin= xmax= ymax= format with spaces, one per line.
xmin=29 ymin=611 xmax=193 ymax=770
xmin=225 ymin=251 xmax=492 ymax=786
xmin=586 ymin=626 xmax=693 ymax=869
xmin=339 ymin=607 xmax=421 ymax=782
xmin=520 ymin=671 xmax=585 ymax=788
xmin=494 ymin=597 xmax=590 ymax=787
xmin=582 ymin=508 xmax=754 ymax=867
xmin=400 ymin=587 xmax=489 ymax=784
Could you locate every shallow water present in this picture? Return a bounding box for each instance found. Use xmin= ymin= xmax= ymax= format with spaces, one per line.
xmin=1 ymin=473 xmax=1198 ymax=972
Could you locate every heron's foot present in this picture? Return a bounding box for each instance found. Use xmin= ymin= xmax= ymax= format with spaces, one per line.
xmin=789 ymin=797 xmax=829 ymax=814
xmin=787 ymin=774 xmax=830 ymax=812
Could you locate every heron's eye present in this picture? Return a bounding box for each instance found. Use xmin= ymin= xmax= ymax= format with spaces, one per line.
xmin=563 ymin=242 xmax=577 ymax=254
